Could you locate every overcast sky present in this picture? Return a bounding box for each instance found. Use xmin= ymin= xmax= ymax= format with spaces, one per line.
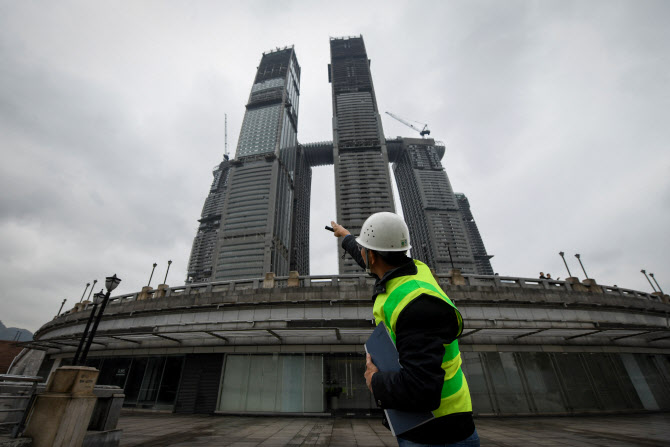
xmin=1 ymin=1 xmax=668 ymax=333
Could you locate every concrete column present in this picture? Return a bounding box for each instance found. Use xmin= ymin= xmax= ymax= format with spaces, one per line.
xmin=582 ymin=278 xmax=603 ymax=294
xmin=263 ymin=272 xmax=275 ymax=288
xmin=287 ymin=271 xmax=300 ymax=287
xmin=73 ymin=301 xmax=91 ymax=312
xmin=565 ymin=277 xmax=588 ymax=292
xmin=448 ymin=269 xmax=466 ymax=286
xmin=24 ymin=366 xmax=99 ymax=447
xmin=155 ymin=284 xmax=169 ymax=298
xmin=493 ymin=275 xmax=502 ymax=288
xmin=137 ymin=286 xmax=154 ymax=300
xmin=651 ymin=291 xmax=669 ymax=304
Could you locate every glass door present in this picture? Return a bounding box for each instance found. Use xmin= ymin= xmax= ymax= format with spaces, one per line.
xmin=137 ymin=357 xmax=166 ymax=407
xmin=324 ymin=353 xmax=375 ymax=413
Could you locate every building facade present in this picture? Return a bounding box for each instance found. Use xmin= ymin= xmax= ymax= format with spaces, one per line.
xmin=329 ymin=36 xmax=396 ymax=274
xmin=187 ymin=157 xmax=231 ymax=283
xmin=392 ymin=137 xmax=491 ymax=274
xmin=456 ymin=193 xmax=494 ymax=275
xmin=211 ymin=47 xmax=302 ymax=281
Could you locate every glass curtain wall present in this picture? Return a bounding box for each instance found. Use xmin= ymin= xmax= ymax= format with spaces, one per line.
xmin=219 ymin=354 xmax=324 ymax=413
xmin=218 ymin=353 xmax=378 ymax=414
xmin=483 ymin=352 xmax=531 ymax=414
xmin=78 ymin=351 xmax=668 ymax=415
xmin=460 ymin=352 xmax=495 ymax=414
xmin=460 ymin=351 xmax=663 ymax=416
xmin=516 ymin=352 xmax=566 ymax=413
xmin=216 ymin=351 xmax=669 ymax=415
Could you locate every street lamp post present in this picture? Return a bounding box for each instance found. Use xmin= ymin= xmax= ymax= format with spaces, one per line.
xmin=79 ymin=283 xmax=90 ymax=303
xmin=640 ymin=270 xmax=657 ymax=292
xmin=559 ymin=252 xmax=572 ymax=278
xmin=55 ymin=299 xmax=67 ymax=318
xmin=147 ymin=263 xmax=157 ymax=287
xmin=85 ymin=279 xmax=97 ymax=302
xmin=649 ymin=273 xmax=664 ymax=294
xmin=575 ymin=254 xmax=589 ymax=279
xmin=73 ymin=295 xmax=101 ymax=365
xmin=79 ymin=274 xmax=121 ymax=365
xmin=163 ymin=260 xmax=172 ymax=284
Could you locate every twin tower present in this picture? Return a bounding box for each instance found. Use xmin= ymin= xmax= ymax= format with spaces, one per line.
xmin=186 ymin=36 xmax=493 ymax=283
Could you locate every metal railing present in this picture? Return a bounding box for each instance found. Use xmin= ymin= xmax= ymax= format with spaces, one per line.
xmin=0 ymin=374 xmax=42 ymax=438
xmin=58 ymin=273 xmax=664 ymax=316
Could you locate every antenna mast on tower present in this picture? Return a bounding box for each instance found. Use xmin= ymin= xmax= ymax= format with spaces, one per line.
xmin=224 ymin=113 xmax=229 ymax=159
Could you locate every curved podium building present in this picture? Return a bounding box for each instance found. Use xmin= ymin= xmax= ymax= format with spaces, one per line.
xmin=15 ymin=274 xmax=670 ymax=415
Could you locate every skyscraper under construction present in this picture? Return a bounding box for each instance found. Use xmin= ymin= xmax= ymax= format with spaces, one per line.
xmin=456 ymin=193 xmax=494 ymax=275
xmin=187 ymin=46 xmax=305 ymax=282
xmin=187 ymin=37 xmax=493 ymax=282
xmin=328 ymin=36 xmax=396 ymax=274
xmin=391 ymin=137 xmax=490 ymax=274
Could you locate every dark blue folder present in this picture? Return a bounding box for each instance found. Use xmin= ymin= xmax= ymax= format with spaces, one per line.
xmin=365 ymin=322 xmax=434 ymax=436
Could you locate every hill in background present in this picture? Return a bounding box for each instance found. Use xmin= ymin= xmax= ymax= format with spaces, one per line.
xmin=0 ymin=320 xmax=33 ymax=341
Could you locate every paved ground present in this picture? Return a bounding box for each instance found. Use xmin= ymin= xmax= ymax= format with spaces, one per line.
xmin=117 ymin=412 xmax=670 ymax=446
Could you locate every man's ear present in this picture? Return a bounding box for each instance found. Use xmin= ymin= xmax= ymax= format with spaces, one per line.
xmin=367 ymin=250 xmax=376 ymax=266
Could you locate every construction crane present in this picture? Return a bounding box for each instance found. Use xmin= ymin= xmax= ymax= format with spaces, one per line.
xmin=385 ymin=111 xmax=430 ymax=137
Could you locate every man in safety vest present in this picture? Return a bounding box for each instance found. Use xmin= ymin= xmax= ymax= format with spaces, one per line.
xmin=331 ymin=212 xmax=479 ymax=447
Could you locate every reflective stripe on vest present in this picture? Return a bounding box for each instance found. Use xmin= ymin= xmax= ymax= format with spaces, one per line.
xmin=372 ymin=260 xmax=472 ymax=417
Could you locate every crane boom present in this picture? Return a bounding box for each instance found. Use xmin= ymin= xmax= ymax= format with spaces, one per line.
xmin=385 ymin=111 xmax=430 ymax=137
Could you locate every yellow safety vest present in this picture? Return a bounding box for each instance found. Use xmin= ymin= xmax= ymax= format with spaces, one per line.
xmin=372 ymin=260 xmax=472 ymax=417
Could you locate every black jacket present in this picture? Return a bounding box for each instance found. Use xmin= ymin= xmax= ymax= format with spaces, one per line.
xmin=342 ymin=235 xmax=475 ymax=444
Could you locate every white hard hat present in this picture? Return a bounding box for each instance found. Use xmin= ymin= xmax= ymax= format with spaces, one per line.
xmin=356 ymin=212 xmax=411 ymax=252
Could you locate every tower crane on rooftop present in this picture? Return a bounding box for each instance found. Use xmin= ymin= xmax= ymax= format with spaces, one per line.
xmin=385 ymin=111 xmax=430 ymax=137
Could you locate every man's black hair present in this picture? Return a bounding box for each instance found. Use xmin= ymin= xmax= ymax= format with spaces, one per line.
xmin=373 ymin=250 xmax=411 ymax=268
